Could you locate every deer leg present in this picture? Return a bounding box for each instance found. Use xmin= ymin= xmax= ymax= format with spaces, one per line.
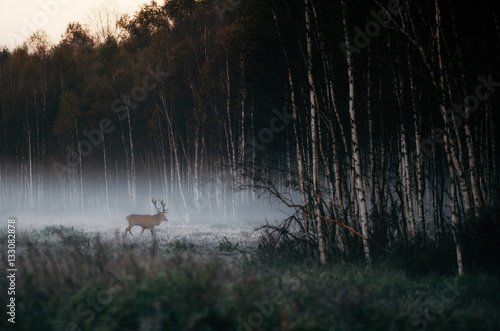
xmin=125 ymin=225 xmax=133 ymax=236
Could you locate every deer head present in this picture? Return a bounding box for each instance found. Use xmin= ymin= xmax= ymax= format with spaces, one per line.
xmin=152 ymin=198 xmax=169 ymax=222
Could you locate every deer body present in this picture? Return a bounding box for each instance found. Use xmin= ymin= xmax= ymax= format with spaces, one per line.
xmin=125 ymin=199 xmax=169 ymax=236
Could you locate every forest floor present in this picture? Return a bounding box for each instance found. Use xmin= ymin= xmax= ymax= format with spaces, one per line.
xmin=0 ymin=219 xmax=499 ymax=330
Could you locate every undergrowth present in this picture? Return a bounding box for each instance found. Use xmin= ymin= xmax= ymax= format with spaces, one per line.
xmin=0 ymin=225 xmax=498 ymax=330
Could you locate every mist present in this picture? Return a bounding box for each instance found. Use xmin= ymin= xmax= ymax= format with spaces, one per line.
xmin=0 ymin=162 xmax=284 ymax=230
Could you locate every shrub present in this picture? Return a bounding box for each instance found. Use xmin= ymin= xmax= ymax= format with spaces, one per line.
xmin=218 ymin=236 xmax=240 ymax=252
xmin=461 ymin=207 xmax=500 ymax=273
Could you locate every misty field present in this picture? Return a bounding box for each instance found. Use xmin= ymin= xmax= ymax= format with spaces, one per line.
xmin=1 ymin=220 xmax=499 ymax=331
xmin=2 ymin=0 xmax=500 ymax=329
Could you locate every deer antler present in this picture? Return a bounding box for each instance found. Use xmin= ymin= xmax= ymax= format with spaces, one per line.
xmin=152 ymin=198 xmax=169 ymax=214
xmin=160 ymin=199 xmax=169 ymax=214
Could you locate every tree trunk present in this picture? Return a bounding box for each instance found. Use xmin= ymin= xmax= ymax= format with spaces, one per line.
xmin=272 ymin=6 xmax=313 ymax=258
xmin=159 ymin=92 xmax=190 ymax=223
xmin=342 ymin=0 xmax=371 ymax=266
xmin=446 ymin=135 xmax=464 ymax=276
xmin=101 ymin=122 xmax=110 ymax=218
xmin=306 ymin=0 xmax=327 ymax=265
xmin=126 ymin=108 xmax=136 ymax=206
xmin=410 ymin=68 xmax=426 ymax=239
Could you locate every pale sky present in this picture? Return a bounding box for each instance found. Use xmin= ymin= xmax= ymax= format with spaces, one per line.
xmin=0 ymin=0 xmax=150 ymax=50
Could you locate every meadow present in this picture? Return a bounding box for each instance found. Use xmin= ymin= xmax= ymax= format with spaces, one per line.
xmin=1 ymin=219 xmax=499 ymax=331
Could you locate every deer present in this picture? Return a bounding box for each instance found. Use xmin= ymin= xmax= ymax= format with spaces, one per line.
xmin=125 ymin=199 xmax=169 ymax=237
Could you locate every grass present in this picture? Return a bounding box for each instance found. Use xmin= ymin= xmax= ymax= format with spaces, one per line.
xmin=0 ymin=225 xmax=499 ymax=330
xmin=218 ymin=236 xmax=240 ymax=252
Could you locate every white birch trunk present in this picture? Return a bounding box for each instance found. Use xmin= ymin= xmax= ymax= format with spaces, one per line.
xmin=306 ymin=0 xmax=327 ymax=264
xmin=272 ymin=7 xmax=312 ymax=257
xmin=342 ymin=0 xmax=371 ymax=266
xmin=126 ymin=109 xmax=136 ymax=206
xmin=101 ymin=122 xmax=110 ymax=218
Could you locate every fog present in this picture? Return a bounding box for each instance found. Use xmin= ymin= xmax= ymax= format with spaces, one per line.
xmin=0 ymin=162 xmax=286 ymax=232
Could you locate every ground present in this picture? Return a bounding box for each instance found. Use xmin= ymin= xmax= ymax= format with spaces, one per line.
xmin=0 ymin=217 xmax=499 ymax=330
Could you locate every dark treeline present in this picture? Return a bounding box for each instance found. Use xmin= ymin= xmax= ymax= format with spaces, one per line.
xmin=0 ymin=0 xmax=499 ymax=273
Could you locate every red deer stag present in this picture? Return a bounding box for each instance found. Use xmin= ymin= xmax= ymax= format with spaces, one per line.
xmin=125 ymin=199 xmax=169 ymax=236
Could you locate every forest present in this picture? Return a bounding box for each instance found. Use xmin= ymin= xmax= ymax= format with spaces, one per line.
xmin=1 ymin=0 xmax=500 ymax=329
